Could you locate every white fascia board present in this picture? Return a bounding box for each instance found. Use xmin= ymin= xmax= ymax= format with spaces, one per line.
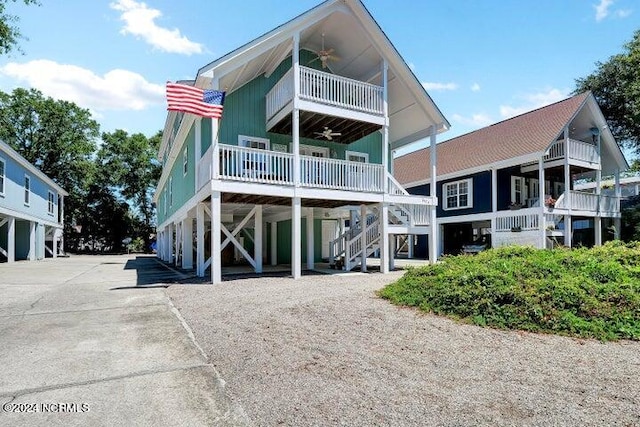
xmin=402 ymin=152 xmax=542 ymax=190
xmin=0 ymin=141 xmax=68 ymax=196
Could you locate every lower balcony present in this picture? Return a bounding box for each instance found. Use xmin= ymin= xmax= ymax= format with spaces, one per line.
xmin=198 ymin=144 xmax=385 ymax=193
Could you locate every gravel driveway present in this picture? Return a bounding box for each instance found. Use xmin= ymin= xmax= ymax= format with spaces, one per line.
xmin=167 ymin=271 xmax=640 ymax=426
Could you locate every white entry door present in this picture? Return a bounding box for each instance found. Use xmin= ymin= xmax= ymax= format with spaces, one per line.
xmin=321 ymin=220 xmax=339 ymax=259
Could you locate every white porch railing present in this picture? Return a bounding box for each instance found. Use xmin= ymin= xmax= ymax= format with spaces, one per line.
xmin=495 ymin=209 xmax=540 ymax=232
xmin=197 ymin=145 xmax=213 ymax=190
xmin=553 ymin=191 xmax=620 ymax=212
xmin=219 ymin=144 xmax=294 ymax=185
xmin=568 ymin=139 xmax=599 ymax=163
xmin=299 ymin=66 xmax=383 ymax=115
xmin=543 ymin=139 xmax=599 ymax=164
xmin=266 ymin=65 xmax=384 ymax=122
xmin=300 ymin=155 xmax=384 ymax=192
xmin=394 ymin=203 xmax=430 ymax=226
xmin=265 ymin=68 xmax=294 ymax=121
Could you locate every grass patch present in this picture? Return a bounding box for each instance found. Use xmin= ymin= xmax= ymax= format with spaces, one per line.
xmin=378 ymin=241 xmax=640 ymax=341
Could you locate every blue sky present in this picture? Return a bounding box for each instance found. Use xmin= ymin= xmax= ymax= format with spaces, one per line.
xmin=0 ymin=0 xmax=638 ymax=155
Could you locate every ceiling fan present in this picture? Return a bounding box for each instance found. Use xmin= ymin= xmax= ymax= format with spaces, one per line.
xmin=314 ymin=127 xmax=341 ymax=141
xmin=309 ymin=33 xmax=339 ymax=69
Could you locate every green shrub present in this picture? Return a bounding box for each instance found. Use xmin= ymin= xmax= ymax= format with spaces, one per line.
xmin=379 ymin=241 xmax=640 ymax=341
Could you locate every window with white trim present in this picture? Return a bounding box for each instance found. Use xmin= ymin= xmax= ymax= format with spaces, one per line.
xmin=511 ymin=176 xmax=525 ymax=205
xmin=443 ymin=178 xmax=472 ymax=210
xmin=345 ymin=150 xmax=368 ymax=163
xmin=48 ymin=191 xmax=55 ymax=215
xmin=0 ymin=157 xmax=5 ymax=195
xmin=183 ymin=146 xmax=188 ymax=176
xmin=238 ymin=135 xmax=270 ymax=177
xmin=24 ymin=175 xmax=30 ymax=205
xmin=168 ymin=177 xmax=173 ymax=207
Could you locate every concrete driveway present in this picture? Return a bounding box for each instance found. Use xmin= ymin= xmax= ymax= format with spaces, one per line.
xmin=0 ymin=255 xmax=248 ymax=427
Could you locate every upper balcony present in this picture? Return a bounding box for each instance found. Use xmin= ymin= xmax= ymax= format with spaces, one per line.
xmin=265 ymin=66 xmax=385 ymax=144
xmin=543 ymin=138 xmax=599 ymax=167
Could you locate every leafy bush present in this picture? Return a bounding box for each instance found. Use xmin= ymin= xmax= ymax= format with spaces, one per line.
xmin=379 ymin=241 xmax=640 ymax=341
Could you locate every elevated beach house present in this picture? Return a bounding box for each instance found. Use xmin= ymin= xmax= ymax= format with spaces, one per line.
xmin=394 ymin=92 xmax=627 ymax=256
xmin=153 ymin=0 xmax=449 ymax=282
xmin=0 ymin=141 xmax=67 ymax=262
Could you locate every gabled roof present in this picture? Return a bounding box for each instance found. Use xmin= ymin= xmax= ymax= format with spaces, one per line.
xmin=195 ymin=0 xmax=449 ymax=147
xmin=394 ymin=92 xmax=628 ymax=187
xmin=0 ymin=141 xmax=68 ymax=196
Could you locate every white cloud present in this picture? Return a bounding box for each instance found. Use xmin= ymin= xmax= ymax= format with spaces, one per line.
xmin=595 ymin=0 xmax=614 ymax=21
xmin=499 ymin=88 xmax=568 ymax=119
xmin=471 ymin=83 xmax=481 ymax=92
xmin=0 ymin=59 xmax=165 ymax=112
xmin=452 ymin=113 xmax=493 ymax=127
xmin=110 ymin=0 xmax=204 ymax=55
xmin=421 ymin=81 xmax=458 ymax=91
xmin=616 ymin=9 xmax=632 ymax=18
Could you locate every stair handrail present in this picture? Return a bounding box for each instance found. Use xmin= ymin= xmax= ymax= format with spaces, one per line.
xmin=387 ymin=173 xmax=409 ymax=196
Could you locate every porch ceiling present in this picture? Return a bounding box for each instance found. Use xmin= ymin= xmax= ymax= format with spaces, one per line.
xmin=269 ymin=110 xmax=381 ymax=144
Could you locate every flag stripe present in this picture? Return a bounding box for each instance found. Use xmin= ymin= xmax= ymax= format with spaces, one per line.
xmin=166 ymin=83 xmax=225 ymax=119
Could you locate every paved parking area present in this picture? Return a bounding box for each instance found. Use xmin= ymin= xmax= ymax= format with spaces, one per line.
xmin=0 ymin=255 xmax=248 ymax=427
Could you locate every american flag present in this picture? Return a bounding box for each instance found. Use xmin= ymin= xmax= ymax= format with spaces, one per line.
xmin=166 ymin=82 xmax=225 ymax=119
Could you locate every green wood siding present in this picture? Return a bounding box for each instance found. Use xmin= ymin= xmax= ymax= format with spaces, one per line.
xmin=157 ymin=125 xmax=196 ymax=224
xmin=276 ymin=218 xmax=324 ymax=264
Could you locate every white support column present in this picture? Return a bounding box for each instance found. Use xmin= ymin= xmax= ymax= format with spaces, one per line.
xmin=389 ymin=237 xmax=395 ymax=271
xmin=211 ymin=78 xmax=220 ymax=179
xmin=168 ymin=223 xmax=174 ymax=264
xmin=29 ymin=221 xmax=35 ymax=261
xmin=595 ymin=216 xmax=602 ymax=246
xmin=360 ymin=204 xmax=367 ymax=272
xmin=563 ymin=127 xmax=572 ymax=212
xmin=614 ymin=168 xmax=621 ymax=240
xmin=564 ymin=215 xmax=572 ymax=248
xmin=306 ymin=208 xmax=314 ymax=270
xmin=270 ymin=221 xmax=277 ymax=266
xmin=182 ymin=218 xmax=193 ymax=269
xmin=174 ymin=222 xmax=180 ymax=266
xmin=491 ymin=167 xmax=498 ymax=236
xmin=52 ymin=229 xmax=58 ymax=258
xmin=195 ymin=117 xmax=202 ymax=186
xmin=211 ymin=191 xmax=222 ymax=284
xmin=380 ymin=204 xmax=389 ymax=273
xmin=382 ymin=59 xmax=389 ymax=193
xmin=292 ymin=33 xmax=301 ymax=187
xmin=254 ymin=205 xmax=263 ymax=274
xmin=538 ymin=159 xmax=546 ymax=249
xmin=7 ymin=216 xmax=15 ymax=263
xmin=292 ymin=197 xmax=302 ymax=279
xmin=196 ymin=204 xmax=205 ymax=276
xmin=429 ymin=128 xmax=438 ymax=264
xmin=407 ymin=235 xmax=414 ymax=259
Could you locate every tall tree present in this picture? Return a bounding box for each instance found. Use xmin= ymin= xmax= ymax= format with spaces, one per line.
xmin=0 ymin=87 xmax=100 ymax=246
xmin=0 ymin=0 xmax=39 ymax=55
xmin=98 ymin=129 xmax=162 ymax=252
xmin=575 ymin=30 xmax=640 ymax=152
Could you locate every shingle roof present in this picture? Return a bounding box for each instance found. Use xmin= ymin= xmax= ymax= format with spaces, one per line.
xmin=394 ymin=92 xmax=591 ymax=186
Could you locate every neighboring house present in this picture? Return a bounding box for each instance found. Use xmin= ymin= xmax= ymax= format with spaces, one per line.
xmin=575 ymin=171 xmax=640 ymax=199
xmin=394 ymin=92 xmax=628 ymax=256
xmin=0 ymin=141 xmax=67 ymax=262
xmin=153 ymin=0 xmax=449 ymax=283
